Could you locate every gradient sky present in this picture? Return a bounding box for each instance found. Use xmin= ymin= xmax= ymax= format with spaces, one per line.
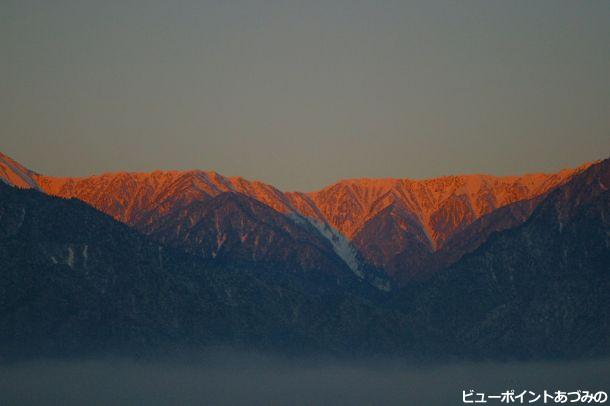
xmin=2 ymin=0 xmax=609 ymax=191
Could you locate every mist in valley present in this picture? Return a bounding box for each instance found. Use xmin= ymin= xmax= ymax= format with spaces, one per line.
xmin=1 ymin=350 xmax=609 ymax=406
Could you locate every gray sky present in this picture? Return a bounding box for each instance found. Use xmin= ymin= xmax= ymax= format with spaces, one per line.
xmin=2 ymin=0 xmax=609 ymax=191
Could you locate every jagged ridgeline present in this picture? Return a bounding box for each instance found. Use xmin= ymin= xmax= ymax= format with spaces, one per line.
xmin=0 ymin=182 xmax=410 ymax=357
xmin=0 ymin=152 xmax=608 ymax=359
xmin=0 ymin=151 xmax=592 ymax=288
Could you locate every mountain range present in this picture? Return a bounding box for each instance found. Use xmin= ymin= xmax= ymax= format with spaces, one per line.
xmin=0 ymin=151 xmax=592 ymax=287
xmin=0 ymin=151 xmax=608 ymax=359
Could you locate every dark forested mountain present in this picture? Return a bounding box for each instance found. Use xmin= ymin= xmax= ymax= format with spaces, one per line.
xmin=396 ymin=159 xmax=610 ymax=358
xmin=0 ymin=153 xmax=608 ymax=360
xmin=0 ymin=151 xmax=590 ymax=287
xmin=143 ymin=191 xmax=389 ymax=290
xmin=0 ymin=182 xmax=408 ymax=358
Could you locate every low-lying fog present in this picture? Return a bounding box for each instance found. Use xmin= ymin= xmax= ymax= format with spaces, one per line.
xmin=1 ymin=351 xmax=608 ymax=405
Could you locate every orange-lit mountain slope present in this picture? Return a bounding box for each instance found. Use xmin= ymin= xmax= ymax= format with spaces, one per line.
xmin=295 ymin=167 xmax=590 ymax=244
xmin=0 ymin=152 xmax=43 ymax=190
xmin=40 ymin=170 xmax=294 ymax=231
xmin=0 ymin=150 xmax=594 ymax=285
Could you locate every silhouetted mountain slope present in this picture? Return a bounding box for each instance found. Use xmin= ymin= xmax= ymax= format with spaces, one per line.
xmin=351 ymin=202 xmax=433 ymax=282
xmin=27 ymin=166 xmax=385 ymax=287
xmin=385 ymin=192 xmax=546 ymax=285
xmin=394 ymin=159 xmax=610 ymax=358
xmin=348 ymin=170 xmax=590 ymax=284
xmin=145 ymin=191 xmax=372 ymax=289
xmin=1 ymin=154 xmax=608 ymax=360
xmin=0 ymin=183 xmax=410 ymax=358
xmin=0 ymin=151 xmax=590 ymax=285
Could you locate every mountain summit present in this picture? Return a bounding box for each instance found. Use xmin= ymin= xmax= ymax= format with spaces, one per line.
xmin=0 ymin=151 xmax=608 ymax=360
xmin=0 ymin=151 xmax=596 ymax=286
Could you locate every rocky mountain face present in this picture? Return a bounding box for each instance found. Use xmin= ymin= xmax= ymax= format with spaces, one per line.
xmin=0 ymin=152 xmax=42 ymax=190
xmin=0 ymin=151 xmax=590 ymax=286
xmin=144 ymin=190 xmax=380 ymax=290
xmin=0 ymin=156 xmax=381 ymax=287
xmin=0 ymin=182 xmax=411 ymax=358
xmin=294 ymin=173 xmax=582 ymax=240
xmin=394 ymin=159 xmax=610 ymax=358
xmin=344 ymin=171 xmax=588 ymax=282
xmin=0 ymin=153 xmax=609 ymax=360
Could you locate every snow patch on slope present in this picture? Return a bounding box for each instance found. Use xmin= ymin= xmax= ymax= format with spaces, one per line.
xmin=67 ymin=246 xmax=75 ymax=268
xmin=290 ymin=213 xmax=364 ymax=279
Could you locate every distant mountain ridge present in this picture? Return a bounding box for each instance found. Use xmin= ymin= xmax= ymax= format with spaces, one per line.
xmin=0 ymin=182 xmax=409 ymax=358
xmin=395 ymin=158 xmax=610 ymax=358
xmin=0 ymin=152 xmax=42 ymax=190
xmin=0 ymin=151 xmax=595 ymax=286
xmin=1 ymin=152 xmax=608 ymax=360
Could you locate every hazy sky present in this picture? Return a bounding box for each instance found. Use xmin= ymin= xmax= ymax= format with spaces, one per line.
xmin=2 ymin=0 xmax=609 ymax=191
